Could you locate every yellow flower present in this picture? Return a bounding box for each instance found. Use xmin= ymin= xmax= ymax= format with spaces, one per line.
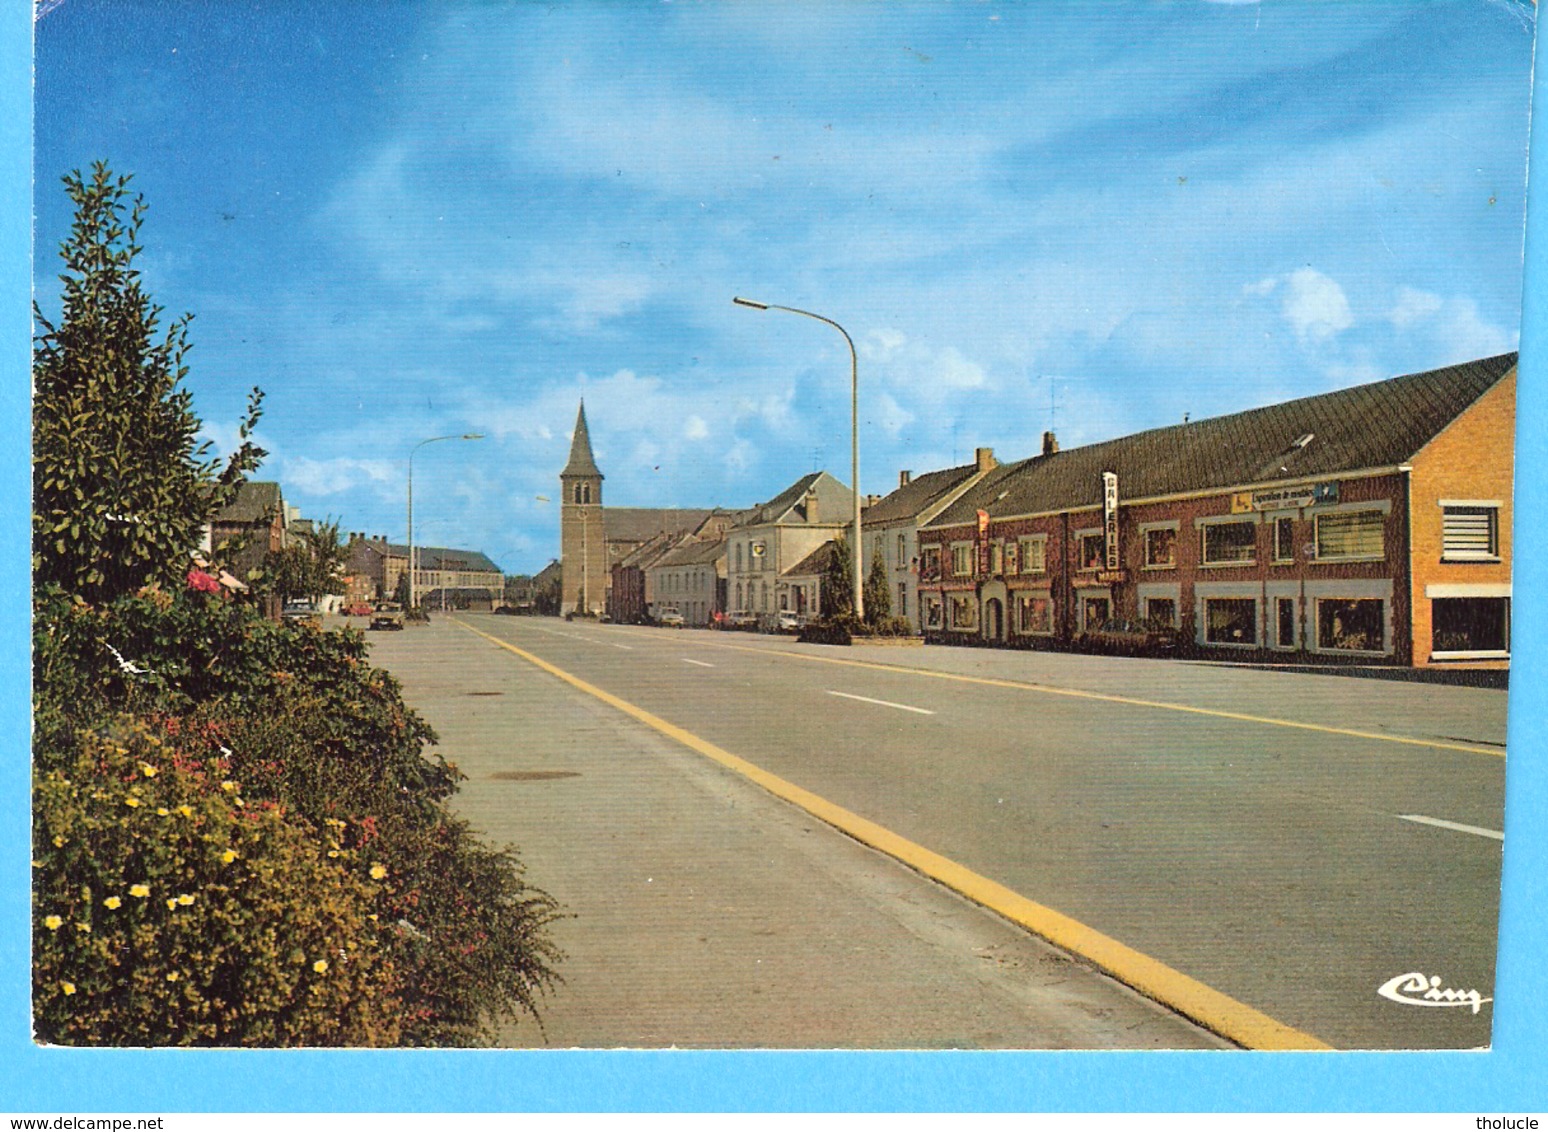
xmin=124 ymin=796 xmax=141 ymax=808
xmin=177 ymin=805 xmax=193 ymax=818
xmin=369 ymin=864 xmax=387 ymax=880
xmin=52 ymin=836 xmax=65 ymax=847
xmin=166 ymin=898 xmax=177 ymax=910
xmin=327 ymin=850 xmax=339 ymax=858
xmin=60 ymin=982 xmax=76 ymax=996
xmin=103 ymin=896 xmax=121 ymax=910
xmin=166 ymin=972 xmax=179 ymax=982
xmin=75 ymin=923 xmax=90 ymax=934
xmin=220 ymin=849 xmax=238 ymax=865
xmin=43 ymin=915 xmax=63 ymax=931
xmin=140 ymin=764 xmax=158 ymax=778
xmin=221 ymin=781 xmax=239 ymax=793
xmin=177 ymin=894 xmax=195 ymax=906
xmin=156 ymin=808 xmax=169 ymax=817
xmin=312 ymin=959 xmax=329 ymax=974
xmin=129 ymin=884 xmax=150 ymax=899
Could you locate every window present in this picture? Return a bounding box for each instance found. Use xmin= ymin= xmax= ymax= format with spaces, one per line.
xmin=897 ymin=582 xmax=907 ymax=618
xmin=735 ymin=543 xmax=742 ymax=572
xmin=1273 ymin=517 xmax=1295 ymax=563
xmin=923 ymin=596 xmax=944 ymax=629
xmin=1201 ymin=521 xmax=1256 ymax=565
xmin=1082 ymin=595 xmax=1110 ymax=630
xmin=951 ymin=543 xmax=973 ymax=577
xmin=1276 ymin=597 xmax=1296 ymax=648
xmin=1019 ymin=537 xmax=1046 ymax=574
xmin=1317 ymin=598 xmax=1384 ymax=652
xmin=874 ymin=538 xmax=885 ymax=567
xmin=1433 ymin=597 xmax=1509 ymax=654
xmin=1145 ymin=597 xmax=1177 ymax=627
xmin=1144 ymin=527 xmax=1177 ymax=569
xmin=1078 ymin=533 xmax=1105 ymax=570
xmin=735 ymin=581 xmax=743 ymax=610
xmin=1204 ymin=598 xmax=1257 ymax=645
xmin=920 ymin=545 xmax=942 ymax=581
xmin=760 ymin=580 xmax=769 ymax=611
xmin=1018 ymin=594 xmax=1053 ymax=634
xmin=988 ymin=542 xmax=1003 ymax=575
xmin=950 ymin=595 xmax=978 ymax=630
xmin=1441 ymin=507 xmax=1500 ymax=561
xmin=1315 ymin=510 xmax=1384 ymax=561
xmin=898 ymin=533 xmax=907 ymax=564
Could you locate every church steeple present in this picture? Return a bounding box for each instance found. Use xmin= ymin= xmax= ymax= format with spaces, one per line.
xmin=561 ymin=400 xmax=603 ymax=480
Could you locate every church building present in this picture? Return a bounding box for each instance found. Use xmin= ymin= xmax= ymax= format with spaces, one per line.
xmin=559 ymin=401 xmax=718 ymax=617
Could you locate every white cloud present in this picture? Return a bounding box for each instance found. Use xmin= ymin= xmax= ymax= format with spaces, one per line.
xmin=683 ymin=415 xmax=710 ymax=440
xmin=280 ymin=455 xmax=397 ymax=498
xmin=1388 ymin=286 xmax=1445 ymax=328
xmin=1243 ymin=277 xmax=1279 ymax=297
xmin=872 ymin=392 xmax=914 ymax=438
xmin=1281 ymin=268 xmax=1353 ymax=342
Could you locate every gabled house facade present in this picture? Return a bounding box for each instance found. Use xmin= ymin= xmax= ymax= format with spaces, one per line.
xmin=917 ymin=353 xmax=1516 ymax=667
xmin=725 ymin=471 xmax=854 ymax=628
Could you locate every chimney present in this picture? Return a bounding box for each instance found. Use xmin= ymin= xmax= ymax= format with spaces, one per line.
xmin=864 ymin=494 xmax=883 ymax=509
xmin=899 ymin=470 xmax=913 ymax=488
xmin=975 ymin=447 xmax=997 ymax=473
xmin=804 ymin=488 xmax=819 ymax=524
xmin=1042 ymin=431 xmax=1059 ymax=457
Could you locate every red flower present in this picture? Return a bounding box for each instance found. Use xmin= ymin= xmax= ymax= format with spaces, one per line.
xmin=187 ymin=569 xmax=221 ymax=593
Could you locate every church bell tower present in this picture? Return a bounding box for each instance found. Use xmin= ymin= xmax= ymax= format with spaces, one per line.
xmin=560 ymin=401 xmax=606 ymax=616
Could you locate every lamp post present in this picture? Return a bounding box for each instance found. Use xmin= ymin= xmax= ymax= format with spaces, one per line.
xmin=733 ymin=297 xmax=863 ymax=620
xmin=407 ymin=433 xmax=483 ymax=614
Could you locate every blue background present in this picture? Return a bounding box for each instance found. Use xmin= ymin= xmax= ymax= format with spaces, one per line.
xmin=3 ymin=2 xmax=1545 ymax=1112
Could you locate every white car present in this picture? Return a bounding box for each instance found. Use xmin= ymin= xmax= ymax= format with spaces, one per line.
xmin=776 ymin=612 xmax=801 ymax=633
xmin=657 ymin=608 xmax=685 ymax=628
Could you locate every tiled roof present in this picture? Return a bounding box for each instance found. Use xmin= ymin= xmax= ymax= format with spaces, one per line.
xmin=735 ymin=471 xmax=854 ymax=527
xmin=212 ymin=481 xmax=282 ymax=525
xmin=603 ymin=507 xmax=715 ymax=543
xmin=386 ymin=544 xmax=504 ymax=574
xmin=616 ymin=530 xmax=678 ymax=570
xmin=862 ymin=463 xmax=981 ymax=527
xmin=929 ymin=353 xmax=1517 ymax=529
xmin=784 ymin=539 xmax=840 ymax=578
xmin=654 ymin=537 xmax=727 ymax=568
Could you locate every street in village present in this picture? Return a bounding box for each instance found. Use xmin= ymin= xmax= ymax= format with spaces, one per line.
xmin=360 ymin=614 xmax=1507 ymax=1052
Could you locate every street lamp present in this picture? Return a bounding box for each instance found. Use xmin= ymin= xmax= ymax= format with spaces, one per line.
xmin=407 ymin=433 xmax=483 ymax=613
xmin=733 ymin=297 xmax=864 ymax=620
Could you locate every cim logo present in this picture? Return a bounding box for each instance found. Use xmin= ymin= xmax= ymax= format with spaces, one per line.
xmin=1377 ymin=971 xmax=1492 ymax=1014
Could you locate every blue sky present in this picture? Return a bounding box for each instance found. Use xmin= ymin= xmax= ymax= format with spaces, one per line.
xmin=33 ymin=1 xmax=1537 ymax=576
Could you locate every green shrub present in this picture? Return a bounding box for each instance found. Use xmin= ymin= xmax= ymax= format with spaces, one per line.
xmin=33 ymin=720 xmax=403 ymax=1046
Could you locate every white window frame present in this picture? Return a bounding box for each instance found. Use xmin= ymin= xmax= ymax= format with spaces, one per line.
xmin=1196 ymin=515 xmax=1259 ymax=568
xmin=1439 ymin=500 xmax=1502 ymax=563
xmin=1140 ymin=521 xmax=1179 ymax=571
xmin=1018 ymin=535 xmax=1047 ymax=575
xmin=950 ymin=541 xmax=974 ymax=577
xmin=1270 ymin=511 xmax=1297 ymax=564
xmin=1312 ymin=502 xmax=1389 ymax=563
xmin=1075 ymin=587 xmax=1112 ymax=633
xmin=1074 ymin=527 xmax=1105 ymax=572
xmin=1304 ymin=579 xmax=1393 ymax=657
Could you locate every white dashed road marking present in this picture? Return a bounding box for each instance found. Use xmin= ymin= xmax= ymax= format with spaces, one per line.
xmin=826 ymin=690 xmax=935 ymax=715
xmin=1397 ymin=814 xmax=1503 ymax=841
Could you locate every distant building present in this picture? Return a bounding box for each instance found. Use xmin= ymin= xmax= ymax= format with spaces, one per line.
xmin=725 ymin=471 xmax=855 ymax=629
xmin=559 ymin=400 xmax=725 ymax=617
xmin=344 ymin=534 xmax=503 ymax=606
xmin=917 ymin=353 xmax=1516 ymax=667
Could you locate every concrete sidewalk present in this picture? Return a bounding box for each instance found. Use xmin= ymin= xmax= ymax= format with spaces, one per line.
xmin=364 ymin=618 xmax=1229 ymax=1049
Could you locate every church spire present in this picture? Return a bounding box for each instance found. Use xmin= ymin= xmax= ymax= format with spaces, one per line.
xmin=561 ymin=399 xmax=603 ymax=480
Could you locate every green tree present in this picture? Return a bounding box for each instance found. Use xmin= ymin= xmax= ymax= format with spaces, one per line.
xmin=261 ymin=520 xmax=347 ymax=605
xmin=863 ymin=552 xmax=891 ymax=626
xmin=821 ymin=536 xmax=854 ymax=619
xmin=33 ymin=163 xmax=264 ymax=604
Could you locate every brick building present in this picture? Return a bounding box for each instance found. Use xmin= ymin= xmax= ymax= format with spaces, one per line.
xmin=917 ymin=353 xmax=1515 ymax=667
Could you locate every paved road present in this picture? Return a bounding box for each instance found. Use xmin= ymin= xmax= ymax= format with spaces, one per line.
xmin=366 ymin=613 xmax=1506 ymax=1050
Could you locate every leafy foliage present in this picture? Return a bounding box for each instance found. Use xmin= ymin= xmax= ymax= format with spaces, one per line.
xmin=32 ymin=164 xmax=264 ymax=604
xmin=821 ymin=536 xmax=854 ymax=619
xmin=259 ymin=519 xmax=348 ymax=605
xmin=862 ymin=553 xmax=892 ymax=626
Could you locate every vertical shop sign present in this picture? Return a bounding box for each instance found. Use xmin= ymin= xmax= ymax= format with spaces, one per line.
xmin=1102 ymin=472 xmax=1120 ymax=572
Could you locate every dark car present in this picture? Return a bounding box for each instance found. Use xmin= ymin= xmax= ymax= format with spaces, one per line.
xmin=369 ymin=601 xmax=405 ymax=631
xmin=282 ymin=601 xmax=321 ymax=627
xmin=1078 ymin=618 xmax=1181 ymax=655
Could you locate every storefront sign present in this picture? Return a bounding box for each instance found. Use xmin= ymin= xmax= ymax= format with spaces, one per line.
xmin=977 ymin=509 xmax=991 ymax=576
xmin=1102 ymin=472 xmax=1120 ymax=572
xmin=1231 ymin=481 xmax=1339 ymax=513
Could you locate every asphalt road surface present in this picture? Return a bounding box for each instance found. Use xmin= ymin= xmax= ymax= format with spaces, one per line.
xmin=363 ymin=613 xmax=1506 ymax=1050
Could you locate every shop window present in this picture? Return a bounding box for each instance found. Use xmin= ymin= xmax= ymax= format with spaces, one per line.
xmin=923 ymin=596 xmax=944 ymax=629
xmin=950 ymin=595 xmax=978 ymax=630
xmin=1441 ymin=507 xmax=1499 ymax=561
xmin=1315 ymin=510 xmax=1384 ymax=561
xmin=1145 ymin=597 xmax=1177 ymax=627
xmin=1082 ymin=595 xmax=1110 ymax=630
xmin=1078 ymin=533 xmax=1105 ymax=570
xmin=1273 ymin=517 xmax=1296 ymax=563
xmin=1317 ymin=598 xmax=1384 ymax=652
xmin=1276 ymin=597 xmax=1296 ymax=648
xmin=1019 ymin=537 xmax=1046 ymax=574
xmin=951 ymin=543 xmax=973 ymax=576
xmin=1144 ymin=527 xmax=1176 ymax=569
xmin=1204 ymin=598 xmax=1257 ymax=645
xmin=1018 ymin=594 xmax=1053 ymax=634
xmin=1201 ymin=521 xmax=1256 ymax=565
xmin=1432 ymin=597 xmax=1509 ymax=654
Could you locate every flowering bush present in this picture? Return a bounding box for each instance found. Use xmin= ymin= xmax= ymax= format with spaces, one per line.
xmin=33 ymin=721 xmax=403 ymax=1046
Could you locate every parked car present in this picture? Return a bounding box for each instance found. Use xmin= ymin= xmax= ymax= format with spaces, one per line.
xmin=657 ymin=607 xmax=685 ymax=628
xmin=1078 ymin=618 xmax=1181 ymax=655
xmin=282 ymin=601 xmax=321 ymax=627
xmin=342 ymin=602 xmax=373 ymax=617
xmin=369 ymin=601 xmax=405 ymax=631
xmin=722 ymin=611 xmax=758 ymax=630
xmin=775 ymin=611 xmax=802 ymax=634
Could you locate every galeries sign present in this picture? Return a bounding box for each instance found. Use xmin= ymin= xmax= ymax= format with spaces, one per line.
xmin=1102 ymin=471 xmax=1120 ymax=572
xmin=1230 ymin=481 xmax=1340 ymax=514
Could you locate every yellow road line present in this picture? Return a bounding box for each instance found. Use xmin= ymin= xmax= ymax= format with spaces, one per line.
xmin=456 ymin=618 xmax=1333 ymax=1052
xmin=697 ymin=639 xmax=1503 ymax=758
